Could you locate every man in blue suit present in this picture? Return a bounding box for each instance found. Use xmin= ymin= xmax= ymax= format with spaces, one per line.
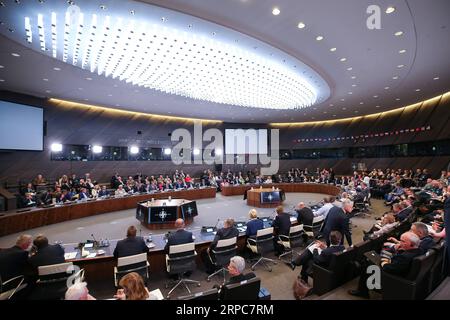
xmin=164 ymin=219 xmax=193 ymax=253
xmin=320 ymin=199 xmax=353 ymax=246
xmin=246 ymin=209 xmax=264 ymax=238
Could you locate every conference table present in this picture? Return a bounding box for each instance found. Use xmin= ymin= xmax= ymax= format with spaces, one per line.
xmin=221 ymin=182 xmax=341 ymax=197
xmin=0 ymin=187 xmax=216 ymax=237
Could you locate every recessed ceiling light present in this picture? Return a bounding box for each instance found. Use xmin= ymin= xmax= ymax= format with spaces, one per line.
xmin=342 ymin=107 xmax=347 ymax=110
xmin=433 ymin=77 xmax=439 ymax=80
xmin=340 ymin=98 xmax=345 ymax=102
xmin=376 ymin=105 xmax=381 ymax=108
xmin=415 ymin=88 xmax=421 ymax=92
xmin=395 ymin=98 xmax=400 ymax=101
xmin=78 ymin=87 xmax=83 ymax=90
xmin=352 ymin=84 xmax=357 ymax=87
xmin=397 ymin=64 xmax=404 ymax=68
xmin=392 ymin=76 xmax=399 ymax=79
xmin=373 ymin=95 xmax=379 ymax=98
xmin=386 ymin=6 xmax=396 ymax=14
xmin=346 ymin=67 xmax=353 ymax=71
xmin=359 ymin=102 xmax=364 ymax=105
xmin=43 ymin=78 xmax=48 ymax=81
xmin=316 ymin=35 xmax=324 ymax=41
xmin=297 ymin=22 xmax=305 ymax=29
xmin=348 ymin=92 xmax=353 ymax=95
xmin=272 ymin=7 xmax=280 ymax=15
xmin=384 ymin=86 xmax=390 ymax=90
xmin=340 ymin=57 xmax=347 ymax=62
xmin=108 ymin=94 xmax=112 ymax=96
xmin=11 ymin=53 xmax=20 ymax=57
xmin=0 ymin=79 xmax=5 ymax=82
xmin=351 ymin=76 xmax=356 ymax=79
xmin=45 ymin=90 xmax=51 ymax=93
xmin=330 ymin=47 xmax=337 ymax=52
xmin=53 ymin=67 xmax=61 ymax=71
xmin=130 ymin=10 xmax=135 ymax=15
xmin=161 ymin=17 xmax=167 ymax=22
xmin=394 ymin=31 xmax=403 ymax=36
xmin=86 ymin=77 xmax=92 ymax=80
xmin=399 ymin=49 xmax=406 ymax=54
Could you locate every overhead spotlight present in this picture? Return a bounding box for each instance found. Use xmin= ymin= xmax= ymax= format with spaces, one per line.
xmin=394 ymin=31 xmax=403 ymax=36
xmin=330 ymin=47 xmax=337 ymax=52
xmin=399 ymin=49 xmax=406 ymax=53
xmin=340 ymin=57 xmax=347 ymax=62
xmin=51 ymin=143 xmax=63 ymax=152
xmin=433 ymin=77 xmax=439 ymax=80
xmin=164 ymin=148 xmax=172 ymax=155
xmin=130 ymin=146 xmax=139 ymax=154
xmin=316 ymin=35 xmax=324 ymax=41
xmin=92 ymin=145 xmax=102 ymax=153
xmin=297 ymin=22 xmax=305 ymax=29
xmin=272 ymin=7 xmax=280 ymax=15
xmin=386 ymin=6 xmax=396 ymax=14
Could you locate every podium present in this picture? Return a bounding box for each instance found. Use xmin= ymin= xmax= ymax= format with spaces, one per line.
xmin=246 ymin=188 xmax=284 ymax=208
xmin=136 ymin=199 xmax=198 ymax=230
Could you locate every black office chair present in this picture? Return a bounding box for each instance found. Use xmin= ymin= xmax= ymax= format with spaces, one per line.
xmin=207 ymin=237 xmax=237 ymax=283
xmin=221 ymin=277 xmax=261 ymax=300
xmin=381 ymin=249 xmax=436 ymax=300
xmin=177 ymin=288 xmax=219 ymax=300
xmin=303 ymin=215 xmax=325 ymax=238
xmin=428 ymin=241 xmax=446 ymax=293
xmin=33 ymin=262 xmax=79 ymax=300
xmin=114 ymin=253 xmax=150 ymax=287
xmin=247 ymin=227 xmax=277 ymax=272
xmin=278 ymin=224 xmax=305 ymax=261
xmin=165 ymin=242 xmax=200 ymax=298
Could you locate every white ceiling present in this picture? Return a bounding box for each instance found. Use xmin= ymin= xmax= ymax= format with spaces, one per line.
xmin=0 ymin=0 xmax=449 ymax=123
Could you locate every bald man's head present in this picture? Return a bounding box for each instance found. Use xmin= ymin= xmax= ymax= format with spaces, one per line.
xmin=175 ymin=219 xmax=185 ymax=229
xmin=298 ymin=202 xmax=305 ymax=209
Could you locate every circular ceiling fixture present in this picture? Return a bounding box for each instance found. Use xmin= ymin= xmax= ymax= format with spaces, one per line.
xmin=0 ymin=0 xmax=330 ymax=110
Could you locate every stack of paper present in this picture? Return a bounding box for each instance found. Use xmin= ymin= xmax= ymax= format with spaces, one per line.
xmin=64 ymin=252 xmax=78 ymax=260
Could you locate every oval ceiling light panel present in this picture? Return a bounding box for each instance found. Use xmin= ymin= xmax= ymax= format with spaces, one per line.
xmin=0 ymin=0 xmax=330 ymax=110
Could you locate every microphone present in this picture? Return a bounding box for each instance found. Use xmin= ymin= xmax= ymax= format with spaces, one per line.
xmin=91 ymin=233 xmax=98 ymax=247
xmin=214 ymin=218 xmax=220 ymax=230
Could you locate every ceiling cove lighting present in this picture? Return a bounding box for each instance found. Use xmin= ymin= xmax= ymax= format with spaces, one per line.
xmin=4 ymin=1 xmax=329 ymax=110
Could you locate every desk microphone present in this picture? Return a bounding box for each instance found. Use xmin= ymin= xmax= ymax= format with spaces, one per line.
xmin=214 ymin=218 xmax=220 ymax=230
xmin=91 ymin=233 xmax=98 ymax=247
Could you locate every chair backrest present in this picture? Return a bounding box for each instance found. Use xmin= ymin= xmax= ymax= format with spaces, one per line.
xmin=221 ymin=277 xmax=261 ymax=300
xmin=256 ymin=227 xmax=273 ymax=238
xmin=405 ymin=250 xmax=436 ymax=281
xmin=178 ymin=288 xmax=219 ymax=300
xmin=117 ymin=252 xmax=147 ymax=267
xmin=255 ymin=227 xmax=274 ymax=255
xmin=353 ymin=240 xmax=373 ymax=262
xmin=288 ymin=224 xmax=304 ymax=248
xmin=312 ymin=215 xmax=325 ymax=224
xmin=216 ymin=237 xmax=237 ymax=248
xmin=38 ymin=262 xmax=74 ymax=281
xmin=213 ymin=237 xmax=237 ymax=267
xmin=167 ymin=242 xmax=197 ymax=275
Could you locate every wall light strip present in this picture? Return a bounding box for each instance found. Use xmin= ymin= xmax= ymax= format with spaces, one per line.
xmin=270 ymin=92 xmax=449 ymax=127
xmin=48 ymin=98 xmax=223 ymax=123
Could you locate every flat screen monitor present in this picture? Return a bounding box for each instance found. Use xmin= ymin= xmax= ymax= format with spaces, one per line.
xmin=180 ymin=201 xmax=198 ymax=219
xmin=260 ymin=191 xmax=281 ymax=204
xmin=148 ymin=206 xmax=178 ymax=224
xmin=0 ymin=100 xmax=44 ymax=151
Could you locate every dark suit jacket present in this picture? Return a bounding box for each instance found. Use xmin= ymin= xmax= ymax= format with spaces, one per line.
xmin=273 ymin=213 xmax=291 ymax=236
xmin=296 ymin=207 xmax=314 ymax=226
xmin=321 ymin=206 xmax=352 ymax=246
xmin=29 ymin=244 xmax=65 ymax=269
xmin=312 ymin=245 xmax=345 ymax=268
xmin=246 ymin=219 xmax=264 ymax=237
xmin=225 ymin=271 xmax=256 ymax=286
xmin=0 ymin=246 xmax=29 ymax=281
xmin=419 ymin=235 xmax=435 ymax=254
xmin=396 ymin=206 xmax=413 ymax=222
xmin=113 ymin=236 xmax=148 ymax=259
xmin=165 ymin=229 xmax=193 ymax=253
xmin=210 ymin=227 xmax=239 ymax=250
xmin=382 ymin=248 xmax=423 ymax=277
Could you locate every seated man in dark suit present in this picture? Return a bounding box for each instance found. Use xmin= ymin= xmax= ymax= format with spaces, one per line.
xmin=272 ymin=205 xmax=292 ymax=255
xmin=113 ymin=226 xmax=148 ymax=259
xmin=349 ymin=231 xmax=423 ymax=298
xmin=296 ymin=202 xmax=314 ymax=227
xmin=246 ymin=209 xmax=264 ymax=238
xmin=320 ymin=199 xmax=353 ymax=246
xmin=20 ymin=192 xmax=37 ymax=208
xmin=97 ymin=185 xmax=110 ymax=197
xmin=411 ymin=222 xmax=435 ymax=254
xmin=287 ymin=231 xmax=345 ymax=282
xmin=78 ymin=187 xmax=90 ymax=200
xmin=213 ymin=255 xmax=256 ymax=296
xmin=204 ymin=218 xmax=239 ymax=274
xmin=29 ymin=235 xmax=65 ymax=271
xmin=164 ymin=219 xmax=194 ymax=253
xmin=0 ymin=234 xmax=32 ymax=282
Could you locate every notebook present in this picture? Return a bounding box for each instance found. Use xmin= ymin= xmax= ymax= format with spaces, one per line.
xmin=64 ymin=252 xmax=78 ymax=260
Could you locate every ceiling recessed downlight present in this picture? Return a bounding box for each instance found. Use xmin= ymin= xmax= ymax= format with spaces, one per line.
xmin=399 ymin=49 xmax=406 ymax=54
xmin=386 ymin=6 xmax=396 ymax=14
xmin=272 ymin=7 xmax=280 ymax=15
xmin=316 ymin=35 xmax=324 ymax=41
xmin=11 ymin=52 xmax=20 ymax=57
xmin=394 ymin=31 xmax=404 ymax=36
xmin=340 ymin=57 xmax=347 ymax=62
xmin=297 ymin=22 xmax=305 ymax=29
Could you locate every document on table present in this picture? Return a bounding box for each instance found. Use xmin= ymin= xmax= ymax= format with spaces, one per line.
xmin=308 ymin=243 xmax=323 ymax=255
xmin=64 ymin=252 xmax=78 ymax=260
xmin=86 ymin=252 xmax=97 ymax=258
xmin=150 ymin=289 xmax=164 ymax=300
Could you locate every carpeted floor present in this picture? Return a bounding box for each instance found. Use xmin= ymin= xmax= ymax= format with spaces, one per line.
xmin=0 ymin=193 xmax=388 ymax=300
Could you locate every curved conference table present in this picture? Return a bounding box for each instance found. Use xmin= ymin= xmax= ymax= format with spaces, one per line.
xmin=0 ymin=187 xmax=216 ymax=237
xmin=0 ymin=183 xmax=341 ymax=284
